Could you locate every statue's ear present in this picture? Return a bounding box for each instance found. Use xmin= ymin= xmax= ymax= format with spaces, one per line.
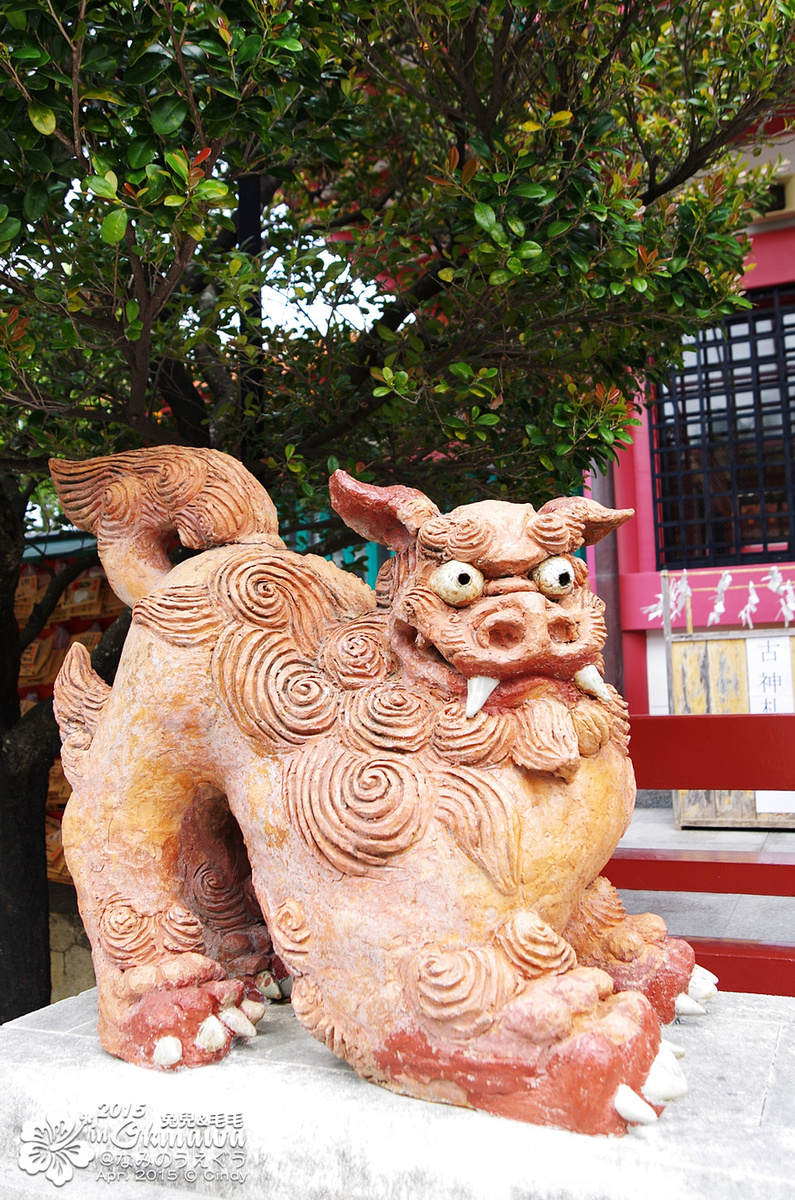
xmin=329 ymin=471 xmax=440 ymax=550
xmin=537 ymin=496 xmax=634 ymax=546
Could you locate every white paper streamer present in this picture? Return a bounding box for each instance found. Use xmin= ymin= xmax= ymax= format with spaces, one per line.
xmin=763 ymin=566 xmax=785 ymax=595
xmin=669 ymin=570 xmax=691 ymax=620
xmin=641 ymin=593 xmax=664 ymax=623
xmin=739 ymin=581 xmax=760 ymax=630
xmin=706 ymin=570 xmax=733 ymax=627
xmin=778 ymin=581 xmax=795 ymax=628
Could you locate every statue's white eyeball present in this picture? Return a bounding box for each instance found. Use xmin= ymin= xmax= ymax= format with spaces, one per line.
xmin=532 ymin=556 xmax=575 ymax=598
xmin=428 ymin=560 xmax=485 ymax=607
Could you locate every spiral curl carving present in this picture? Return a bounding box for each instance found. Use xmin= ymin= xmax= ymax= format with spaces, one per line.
xmin=432 ymin=702 xmax=512 ymax=766
xmin=571 ymin=877 xmax=627 ymax=940
xmin=291 ymin=976 xmax=350 ymax=1059
xmin=604 ymin=683 xmax=631 ymax=755
xmin=446 ymin=513 xmax=495 ymax=563
xmin=208 ymin=552 xmax=341 ymax=656
xmin=161 ymin=904 xmax=206 ymax=953
xmin=375 ymin=557 xmax=397 ymax=607
xmin=433 ymin=767 xmax=520 ymax=894
xmin=571 ymin=700 xmax=613 ymax=757
xmin=417 ymin=515 xmax=453 ymax=558
xmin=339 ymin=685 xmax=433 ymax=754
xmin=496 ymin=911 xmax=577 ymax=978
xmin=98 ymin=898 xmax=159 ymax=966
xmin=318 ymin=615 xmax=395 ymax=690
xmin=212 ymin=629 xmax=338 ymax=746
xmin=527 ymin=511 xmax=579 ymax=555
xmin=271 ymin=898 xmax=311 ymax=959
xmin=100 ymin=479 xmax=159 ymax=535
xmin=185 ymin=863 xmax=252 ymax=931
xmin=60 ymin=726 xmax=93 ymax=784
xmin=211 ymin=556 xmax=291 ymax=628
xmin=134 ymin=585 xmax=222 ymax=646
xmin=154 ymin=455 xmax=208 ymax=508
xmin=287 ymin=740 xmax=428 ymax=875
xmin=408 ymin=945 xmax=514 ymax=1039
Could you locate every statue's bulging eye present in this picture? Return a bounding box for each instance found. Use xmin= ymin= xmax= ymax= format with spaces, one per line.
xmin=532 ymin=556 xmax=576 ymax=599
xmin=428 ymin=560 xmax=485 ymax=607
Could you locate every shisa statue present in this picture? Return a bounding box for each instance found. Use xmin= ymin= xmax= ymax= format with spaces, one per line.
xmin=50 ymin=447 xmax=716 ymax=1136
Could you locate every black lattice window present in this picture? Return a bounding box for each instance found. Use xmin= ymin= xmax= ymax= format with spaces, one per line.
xmin=649 ymin=285 xmax=795 ymax=569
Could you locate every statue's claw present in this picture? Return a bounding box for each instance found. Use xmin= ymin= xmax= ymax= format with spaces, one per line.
xmin=240 ymin=998 xmax=266 ymax=1026
xmin=641 ymin=1043 xmax=688 ymax=1103
xmin=688 ymin=963 xmax=719 ymax=1003
xmin=153 ymin=1035 xmax=183 ymax=1069
xmin=674 ymin=992 xmax=707 ymax=1016
xmin=219 ymin=1005 xmax=258 ymax=1038
xmin=195 ymin=1014 xmax=229 ymax=1054
xmin=613 ymin=1084 xmax=658 ymax=1125
xmin=661 ymin=1037 xmax=685 ymax=1058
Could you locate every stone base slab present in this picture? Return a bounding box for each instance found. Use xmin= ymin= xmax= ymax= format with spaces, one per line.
xmin=2 ymin=988 xmax=794 ymax=1199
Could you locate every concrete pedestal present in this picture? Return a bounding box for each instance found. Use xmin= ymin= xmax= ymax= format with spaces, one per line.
xmin=1 ymin=988 xmax=794 ymax=1200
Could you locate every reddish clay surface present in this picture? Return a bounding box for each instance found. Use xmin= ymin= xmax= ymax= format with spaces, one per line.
xmin=49 ymin=447 xmax=696 ymax=1135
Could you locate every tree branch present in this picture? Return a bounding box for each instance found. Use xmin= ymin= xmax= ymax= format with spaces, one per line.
xmin=288 ymin=263 xmax=452 ymax=459
xmin=640 ymin=92 xmax=792 ymax=204
xmin=156 ymin=358 xmax=211 ymax=447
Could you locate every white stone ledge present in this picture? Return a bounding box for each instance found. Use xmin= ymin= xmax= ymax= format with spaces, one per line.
xmin=1 ymin=988 xmax=795 ymax=1199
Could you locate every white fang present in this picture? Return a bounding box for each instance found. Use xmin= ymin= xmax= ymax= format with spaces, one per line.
xmin=573 ymin=664 xmax=612 ymax=705
xmin=465 ymin=676 xmax=500 ymax=718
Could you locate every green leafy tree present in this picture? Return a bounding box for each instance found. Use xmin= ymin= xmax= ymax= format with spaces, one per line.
xmin=0 ymin=0 xmax=793 ymax=1020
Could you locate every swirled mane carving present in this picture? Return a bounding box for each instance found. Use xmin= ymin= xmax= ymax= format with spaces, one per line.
xmin=50 ymin=447 xmax=704 ymax=1138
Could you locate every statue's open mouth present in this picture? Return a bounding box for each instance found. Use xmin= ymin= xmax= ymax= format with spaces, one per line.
xmin=393 ymin=619 xmax=609 ymax=718
xmin=463 ymin=665 xmax=609 ymax=717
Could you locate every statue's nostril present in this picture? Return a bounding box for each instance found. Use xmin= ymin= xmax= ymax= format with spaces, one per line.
xmin=548 ymin=614 xmax=578 ymax=644
xmin=485 ymin=617 xmax=525 ymax=650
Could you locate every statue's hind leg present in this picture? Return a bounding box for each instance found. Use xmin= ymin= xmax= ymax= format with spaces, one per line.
xmin=55 ymin=639 xmax=276 ymax=1068
xmin=61 ymin=731 xmax=274 ymax=1069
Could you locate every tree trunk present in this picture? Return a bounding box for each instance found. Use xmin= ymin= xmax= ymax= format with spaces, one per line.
xmin=0 ymin=701 xmax=58 ymax=1020
xmin=0 ymin=476 xmax=52 ymax=1020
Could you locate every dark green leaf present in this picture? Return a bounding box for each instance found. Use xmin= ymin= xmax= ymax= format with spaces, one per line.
xmin=125 ymin=53 xmax=172 ymax=85
xmin=150 ymin=97 xmax=188 ymax=136
xmin=512 ymin=183 xmax=556 ymax=202
xmin=100 ymin=208 xmax=128 ymax=244
xmin=127 ymin=137 xmax=156 ymax=169
xmin=34 ymin=280 xmax=63 ymax=303
xmin=236 ymin=34 xmax=263 ymax=63
xmin=0 ymin=217 xmax=22 ymax=241
xmin=474 ymin=202 xmax=497 ymax=231
xmin=23 ymin=182 xmax=49 ymax=221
